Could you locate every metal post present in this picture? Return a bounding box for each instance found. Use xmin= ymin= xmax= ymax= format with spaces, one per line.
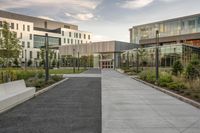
xmin=73 ymin=48 xmax=75 ymax=73
xmin=155 ymin=30 xmax=159 ymax=83
xmin=25 ymin=49 xmax=27 ymax=69
xmin=45 ymin=33 xmax=49 ymax=82
xmin=78 ymin=51 xmax=80 ymax=71
xmin=136 ymin=48 xmax=139 ymax=73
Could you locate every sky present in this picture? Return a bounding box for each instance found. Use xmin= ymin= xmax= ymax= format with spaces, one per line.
xmin=0 ymin=0 xmax=200 ymax=42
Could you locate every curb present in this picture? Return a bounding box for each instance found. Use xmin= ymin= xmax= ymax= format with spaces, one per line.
xmin=34 ymin=78 xmax=69 ymax=96
xmin=132 ymin=77 xmax=200 ymax=109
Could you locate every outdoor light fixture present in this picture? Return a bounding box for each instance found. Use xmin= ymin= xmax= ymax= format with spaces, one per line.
xmin=155 ymin=30 xmax=159 ymax=83
xmin=45 ymin=33 xmax=49 ymax=82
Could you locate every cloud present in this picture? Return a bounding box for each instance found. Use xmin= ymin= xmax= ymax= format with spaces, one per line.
xmin=65 ymin=12 xmax=94 ymax=21
xmin=38 ymin=16 xmax=54 ymax=21
xmin=0 ymin=0 xmax=101 ymax=10
xmin=119 ymin=0 xmax=154 ymax=9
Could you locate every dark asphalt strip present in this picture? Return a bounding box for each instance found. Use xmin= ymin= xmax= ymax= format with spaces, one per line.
xmin=0 ymin=77 xmax=101 ymax=133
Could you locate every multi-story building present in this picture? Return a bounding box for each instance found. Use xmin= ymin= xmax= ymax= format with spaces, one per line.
xmin=130 ymin=13 xmax=200 ymax=47
xmin=0 ymin=10 xmax=92 ymax=66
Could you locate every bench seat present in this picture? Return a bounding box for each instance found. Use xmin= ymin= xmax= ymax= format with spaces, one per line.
xmin=0 ymin=80 xmax=36 ymax=113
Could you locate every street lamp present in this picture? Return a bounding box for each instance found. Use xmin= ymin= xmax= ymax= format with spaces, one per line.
xmin=45 ymin=33 xmax=49 ymax=82
xmin=73 ymin=48 xmax=75 ymax=73
xmin=155 ymin=30 xmax=159 ymax=83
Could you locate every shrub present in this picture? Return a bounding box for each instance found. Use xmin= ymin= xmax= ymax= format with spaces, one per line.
xmin=172 ymin=60 xmax=183 ymax=76
xmin=139 ymin=70 xmax=156 ymax=83
xmin=167 ymin=82 xmax=187 ymax=91
xmin=51 ymin=75 xmax=62 ymax=82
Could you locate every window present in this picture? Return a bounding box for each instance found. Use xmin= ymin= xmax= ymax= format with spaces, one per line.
xmin=76 ymin=33 xmax=78 ymax=38
xmin=181 ymin=21 xmax=185 ymax=30
xmin=37 ymin=52 xmax=40 ymax=59
xmin=22 ymin=41 xmax=25 ymax=47
xmin=71 ymin=39 xmax=73 ymax=44
xmin=64 ymin=38 xmax=66 ymax=43
xmin=188 ymin=20 xmax=195 ymax=28
xmin=0 ymin=21 xmax=2 ymax=27
xmin=62 ymin=31 xmax=64 ymax=36
xmin=30 ymin=51 xmax=32 ymax=59
xmin=74 ymin=33 xmax=76 ymax=38
xmin=198 ymin=17 xmax=200 ymax=25
xmin=22 ymin=51 xmax=24 ymax=58
xmin=16 ymin=24 xmax=18 ymax=30
xmin=88 ymin=35 xmax=90 ymax=40
xmin=27 ymin=42 xmax=30 ymax=48
xmin=20 ymin=33 xmax=23 ymax=39
xmin=81 ymin=40 xmax=83 ymax=44
xmin=30 ymin=34 xmax=32 ymax=40
xmin=84 ymin=34 xmax=86 ymax=39
xmin=11 ymin=23 xmax=14 ymax=29
xmin=69 ymin=32 xmax=71 ymax=37
xmin=79 ymin=33 xmax=81 ymax=38
xmin=27 ymin=25 xmax=30 ymax=31
xmin=67 ymin=39 xmax=70 ymax=44
xmin=78 ymin=40 xmax=80 ymax=44
xmin=64 ymin=25 xmax=70 ymax=29
xmin=23 ymin=25 xmax=25 ymax=31
xmin=44 ymin=21 xmax=47 ymax=29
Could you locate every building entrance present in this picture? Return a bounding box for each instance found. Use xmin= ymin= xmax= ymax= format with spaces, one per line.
xmin=101 ymin=61 xmax=113 ymax=68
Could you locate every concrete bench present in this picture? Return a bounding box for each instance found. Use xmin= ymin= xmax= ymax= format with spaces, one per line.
xmin=0 ymin=80 xmax=36 ymax=113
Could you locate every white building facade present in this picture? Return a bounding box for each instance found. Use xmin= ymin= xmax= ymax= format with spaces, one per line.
xmin=0 ymin=10 xmax=92 ymax=66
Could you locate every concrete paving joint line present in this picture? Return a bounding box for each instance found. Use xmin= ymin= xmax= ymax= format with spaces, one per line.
xmin=132 ymin=77 xmax=200 ymax=109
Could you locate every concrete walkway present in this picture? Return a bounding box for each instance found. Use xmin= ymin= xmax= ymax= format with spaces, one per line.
xmin=102 ymin=69 xmax=200 ymax=133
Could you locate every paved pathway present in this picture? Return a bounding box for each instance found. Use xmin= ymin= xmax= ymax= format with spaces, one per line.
xmin=0 ymin=69 xmax=101 ymax=133
xmin=102 ymin=69 xmax=200 ymax=133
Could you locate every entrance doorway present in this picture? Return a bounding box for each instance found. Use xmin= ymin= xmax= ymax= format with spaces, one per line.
xmin=101 ymin=61 xmax=113 ymax=68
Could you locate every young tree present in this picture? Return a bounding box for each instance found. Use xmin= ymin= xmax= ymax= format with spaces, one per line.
xmin=172 ymin=60 xmax=183 ymax=76
xmin=0 ymin=21 xmax=21 ymax=67
xmin=186 ymin=54 xmax=200 ymax=80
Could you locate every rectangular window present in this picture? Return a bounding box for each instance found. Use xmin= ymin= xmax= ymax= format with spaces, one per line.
xmin=84 ymin=34 xmax=86 ymax=39
xmin=20 ymin=33 xmax=23 ymax=39
xmin=16 ymin=24 xmax=18 ymax=30
xmin=62 ymin=31 xmax=64 ymax=36
xmin=22 ymin=41 xmax=25 ymax=47
xmin=88 ymin=35 xmax=90 ymax=40
xmin=198 ymin=17 xmax=200 ymax=25
xmin=23 ymin=25 xmax=25 ymax=31
xmin=44 ymin=21 xmax=47 ymax=29
xmin=67 ymin=39 xmax=70 ymax=44
xmin=37 ymin=52 xmax=40 ymax=59
xmin=27 ymin=25 xmax=30 ymax=31
xmin=64 ymin=38 xmax=66 ymax=43
xmin=30 ymin=51 xmax=32 ymax=59
xmin=188 ymin=20 xmax=195 ymax=28
xmin=69 ymin=32 xmax=71 ymax=37
xmin=78 ymin=40 xmax=80 ymax=44
xmin=22 ymin=51 xmax=24 ymax=58
xmin=0 ymin=21 xmax=2 ymax=27
xmin=30 ymin=34 xmax=32 ymax=40
xmin=71 ymin=39 xmax=73 ymax=44
xmin=81 ymin=40 xmax=83 ymax=44
xmin=79 ymin=33 xmax=81 ymax=38
xmin=74 ymin=33 xmax=76 ymax=38
xmin=27 ymin=42 xmax=30 ymax=48
xmin=11 ymin=23 xmax=14 ymax=29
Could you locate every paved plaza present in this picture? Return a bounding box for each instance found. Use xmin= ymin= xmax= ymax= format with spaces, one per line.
xmin=0 ymin=69 xmax=200 ymax=133
xmin=102 ymin=69 xmax=200 ymax=133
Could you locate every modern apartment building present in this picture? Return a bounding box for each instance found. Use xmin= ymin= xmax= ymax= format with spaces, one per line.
xmin=130 ymin=13 xmax=200 ymax=47
xmin=0 ymin=10 xmax=92 ymax=66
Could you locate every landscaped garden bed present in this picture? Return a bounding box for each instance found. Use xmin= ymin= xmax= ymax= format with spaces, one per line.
xmin=0 ymin=68 xmax=87 ymax=91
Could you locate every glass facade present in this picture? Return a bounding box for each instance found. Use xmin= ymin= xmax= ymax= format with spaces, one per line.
xmin=121 ymin=44 xmax=200 ymax=68
xmin=34 ymin=35 xmax=61 ymax=48
xmin=131 ymin=15 xmax=200 ymax=44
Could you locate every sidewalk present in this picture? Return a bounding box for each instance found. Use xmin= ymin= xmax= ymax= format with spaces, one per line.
xmin=102 ymin=69 xmax=200 ymax=133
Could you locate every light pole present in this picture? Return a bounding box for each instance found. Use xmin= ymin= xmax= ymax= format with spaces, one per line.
xmin=136 ymin=48 xmax=139 ymax=73
xmin=25 ymin=49 xmax=27 ymax=69
xmin=77 ymin=43 xmax=80 ymax=71
xmin=45 ymin=33 xmax=49 ymax=82
xmin=155 ymin=30 xmax=159 ymax=83
xmin=73 ymin=48 xmax=75 ymax=73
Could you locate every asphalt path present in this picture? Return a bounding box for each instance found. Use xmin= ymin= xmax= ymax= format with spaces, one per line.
xmin=0 ymin=69 xmax=101 ymax=133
